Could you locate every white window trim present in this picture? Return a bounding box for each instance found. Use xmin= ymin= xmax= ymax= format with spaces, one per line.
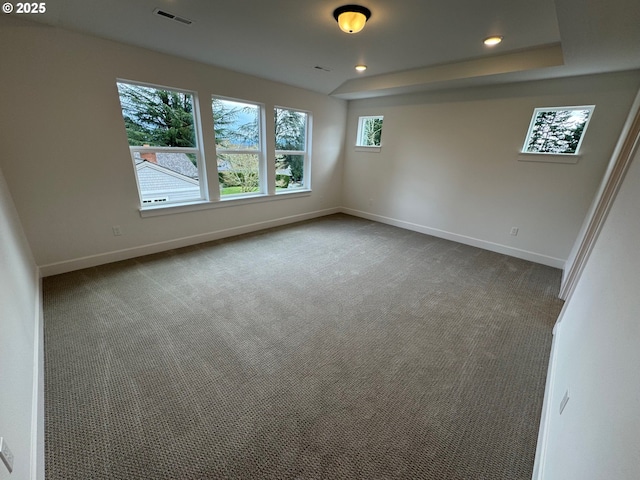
xmin=212 ymin=96 xmax=268 ymax=199
xmin=355 ymin=146 xmax=382 ymax=153
xmin=138 ymin=189 xmax=312 ymax=217
xmin=517 ymin=152 xmax=580 ymax=164
xmin=117 ymin=81 xmax=313 ymax=214
xmin=274 ymin=106 xmax=311 ymax=194
xmin=117 ymin=79 xmax=210 ymax=207
xmin=521 ymin=105 xmax=595 ymax=156
xmin=356 ymin=115 xmax=384 ymax=147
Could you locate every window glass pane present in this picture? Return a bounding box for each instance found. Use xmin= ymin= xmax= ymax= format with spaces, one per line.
xmin=117 ymin=81 xmax=204 ymax=206
xmin=357 ymin=116 xmax=383 ymax=146
xmin=218 ymin=154 xmax=260 ymax=196
xmin=276 ymin=154 xmax=304 ymax=191
xmin=133 ymin=151 xmax=201 ymax=204
xmin=212 ymin=99 xmax=260 ymax=150
xmin=275 ymin=108 xmax=307 ymax=151
xmin=116 ymin=82 xmax=196 ymax=148
xmin=523 ymin=107 xmax=593 ymax=154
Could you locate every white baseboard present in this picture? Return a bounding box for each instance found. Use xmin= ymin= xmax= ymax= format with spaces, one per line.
xmin=341 ymin=208 xmax=566 ymax=269
xmin=39 ymin=207 xmax=340 ymax=276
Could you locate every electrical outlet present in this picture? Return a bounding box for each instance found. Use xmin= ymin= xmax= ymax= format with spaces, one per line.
xmin=559 ymin=390 xmax=570 ymax=415
xmin=510 ymin=227 xmax=519 ymax=236
xmin=0 ymin=437 xmax=14 ymax=473
xmin=112 ymin=225 xmax=122 ymax=236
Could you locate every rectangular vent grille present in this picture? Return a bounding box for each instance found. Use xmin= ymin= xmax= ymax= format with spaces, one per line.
xmin=153 ymin=8 xmax=193 ymax=25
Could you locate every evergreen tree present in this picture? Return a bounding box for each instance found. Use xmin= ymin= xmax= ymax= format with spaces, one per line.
xmin=275 ymin=108 xmax=306 ymax=183
xmin=362 ymin=117 xmax=383 ymax=146
xmin=117 ymin=83 xmax=196 ymax=148
xmin=526 ymin=109 xmax=590 ymax=154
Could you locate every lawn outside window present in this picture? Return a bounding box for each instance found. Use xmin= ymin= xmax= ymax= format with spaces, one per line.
xmin=212 ymin=97 xmax=266 ymax=198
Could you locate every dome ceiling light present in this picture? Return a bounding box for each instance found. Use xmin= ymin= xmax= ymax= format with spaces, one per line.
xmin=333 ymin=5 xmax=371 ymax=34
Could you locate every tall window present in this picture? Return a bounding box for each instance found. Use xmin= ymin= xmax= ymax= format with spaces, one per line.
xmin=116 ymin=81 xmax=205 ymax=206
xmin=275 ymin=107 xmax=309 ymax=191
xmin=356 ymin=115 xmax=383 ymax=147
xmin=212 ymin=97 xmax=264 ymax=197
xmin=522 ymin=106 xmax=595 ymax=155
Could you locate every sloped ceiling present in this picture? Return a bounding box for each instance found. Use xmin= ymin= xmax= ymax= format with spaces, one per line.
xmin=20 ymin=0 xmax=640 ymax=99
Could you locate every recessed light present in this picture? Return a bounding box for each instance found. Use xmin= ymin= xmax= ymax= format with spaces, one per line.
xmin=355 ymin=64 xmax=367 ymax=72
xmin=483 ymin=36 xmax=503 ymax=46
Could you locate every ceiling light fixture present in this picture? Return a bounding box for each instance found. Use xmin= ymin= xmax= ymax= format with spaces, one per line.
xmin=355 ymin=64 xmax=367 ymax=72
xmin=483 ymin=36 xmax=503 ymax=46
xmin=333 ymin=5 xmax=371 ymax=34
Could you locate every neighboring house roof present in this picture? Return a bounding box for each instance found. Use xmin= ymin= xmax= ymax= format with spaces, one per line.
xmin=135 ymin=160 xmax=200 ymax=204
xmin=132 ymin=152 xmax=198 ymax=178
xmin=155 ymin=152 xmax=199 ymax=178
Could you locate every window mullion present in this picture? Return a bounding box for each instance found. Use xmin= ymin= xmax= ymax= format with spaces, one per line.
xmin=264 ymin=104 xmax=276 ymax=195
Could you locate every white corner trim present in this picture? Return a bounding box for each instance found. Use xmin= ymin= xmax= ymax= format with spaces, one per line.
xmin=31 ymin=269 xmax=45 ymax=480
xmin=340 ymin=208 xmax=565 ymax=269
xmin=559 ymin=89 xmax=640 ymax=300
xmin=532 ymin=308 xmax=567 ymax=480
xmin=39 ymin=207 xmax=340 ymax=276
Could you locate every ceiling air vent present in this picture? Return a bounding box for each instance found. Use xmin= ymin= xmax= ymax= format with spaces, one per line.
xmin=153 ymin=8 xmax=193 ymax=26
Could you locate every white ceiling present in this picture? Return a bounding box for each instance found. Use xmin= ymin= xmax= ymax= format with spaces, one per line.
xmin=28 ymin=0 xmax=640 ymax=99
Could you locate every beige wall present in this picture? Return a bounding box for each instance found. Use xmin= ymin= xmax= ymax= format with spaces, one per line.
xmin=342 ymin=72 xmax=640 ymax=267
xmin=0 ymin=167 xmax=41 ymax=480
xmin=536 ymin=139 xmax=640 ymax=480
xmin=2 ymin=17 xmax=638 ymax=273
xmin=2 ymin=16 xmax=640 ymax=480
xmin=0 ymin=18 xmax=347 ymax=272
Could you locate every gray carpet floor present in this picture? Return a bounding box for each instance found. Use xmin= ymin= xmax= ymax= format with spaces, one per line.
xmin=43 ymin=214 xmax=563 ymax=479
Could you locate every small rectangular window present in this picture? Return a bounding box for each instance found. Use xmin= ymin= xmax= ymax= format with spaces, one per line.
xmin=356 ymin=115 xmax=383 ymax=147
xmin=275 ymin=107 xmax=309 ymax=192
xmin=212 ymin=97 xmax=264 ymax=197
xmin=117 ymin=81 xmax=205 ymax=206
xmin=522 ymin=106 xmax=594 ymax=155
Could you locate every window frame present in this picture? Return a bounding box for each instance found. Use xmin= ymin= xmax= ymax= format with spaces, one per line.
xmin=521 ymin=105 xmax=595 ymax=156
xmin=274 ymin=106 xmax=311 ymax=194
xmin=116 ymin=79 xmax=209 ymax=207
xmin=212 ymin=95 xmax=267 ymax=200
xmin=356 ymin=115 xmax=384 ymax=148
xmin=116 ymin=80 xmax=313 ymax=216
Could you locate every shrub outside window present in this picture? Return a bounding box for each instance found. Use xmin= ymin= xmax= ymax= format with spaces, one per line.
xmin=356 ymin=115 xmax=383 ymax=147
xmin=275 ymin=107 xmax=309 ymax=192
xmin=522 ymin=106 xmax=595 ymax=155
xmin=116 ymin=81 xmax=205 ymax=206
xmin=212 ymin=97 xmax=264 ymax=197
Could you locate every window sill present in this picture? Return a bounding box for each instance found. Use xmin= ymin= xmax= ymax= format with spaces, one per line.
xmin=355 ymin=146 xmax=381 ymax=153
xmin=139 ymin=189 xmax=312 ymax=217
xmin=518 ymin=152 xmax=580 ymax=164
